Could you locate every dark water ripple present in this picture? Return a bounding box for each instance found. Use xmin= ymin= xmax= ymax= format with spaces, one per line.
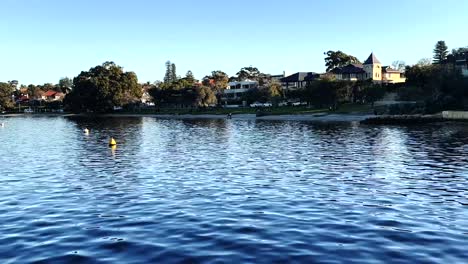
xmin=0 ymin=117 xmax=467 ymax=263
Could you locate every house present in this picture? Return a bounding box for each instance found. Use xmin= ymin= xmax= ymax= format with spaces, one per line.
xmin=382 ymin=66 xmax=406 ymax=83
xmin=280 ymin=72 xmax=320 ymax=90
xmin=221 ymin=80 xmax=258 ymax=104
xmin=19 ymin=95 xmax=29 ymax=103
xmin=270 ymin=72 xmax=287 ymax=82
xmin=455 ymin=52 xmax=468 ymax=77
xmin=331 ymin=64 xmax=366 ymax=81
xmin=43 ymin=90 xmax=64 ymax=101
xmin=332 ymin=53 xmax=405 ymax=83
xmin=140 ymin=83 xmax=154 ymax=105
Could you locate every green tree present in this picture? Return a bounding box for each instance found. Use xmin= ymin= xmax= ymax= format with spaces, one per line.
xmin=41 ymin=83 xmax=55 ymax=91
xmin=242 ymin=88 xmax=264 ymax=104
xmin=0 ymin=82 xmax=14 ymax=110
xmin=447 ymin=47 xmax=468 ymax=63
xmin=27 ymin=84 xmax=42 ymax=99
xmin=171 ymin=63 xmax=177 ymax=82
xmin=405 ymin=64 xmax=440 ymax=97
xmin=64 ymin=61 xmax=142 ymax=112
xmin=236 ymin=66 xmax=261 ymax=81
xmin=324 ymin=50 xmax=361 ymax=72
xmin=164 ymin=61 xmax=173 ymax=83
xmin=403 ymin=62 xmax=468 ymax=112
xmin=304 ymin=79 xmax=338 ymax=108
xmin=184 ymin=70 xmax=196 ymax=84
xmin=361 ymin=84 xmax=386 ymax=106
xmin=58 ymin=77 xmax=73 ymax=93
xmin=195 ymin=86 xmax=217 ymax=107
xmin=203 ymin=71 xmax=229 ymax=91
xmin=433 ymin=40 xmax=449 ymax=64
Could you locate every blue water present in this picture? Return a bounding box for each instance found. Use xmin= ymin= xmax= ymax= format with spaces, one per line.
xmin=0 ymin=116 xmax=467 ymax=263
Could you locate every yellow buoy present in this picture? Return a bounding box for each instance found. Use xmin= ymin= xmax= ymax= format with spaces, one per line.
xmin=109 ymin=137 xmax=117 ymax=146
xmin=84 ymin=128 xmax=89 ymax=134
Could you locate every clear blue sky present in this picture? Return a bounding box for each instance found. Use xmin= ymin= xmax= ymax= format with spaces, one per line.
xmin=1 ymin=0 xmax=467 ymax=85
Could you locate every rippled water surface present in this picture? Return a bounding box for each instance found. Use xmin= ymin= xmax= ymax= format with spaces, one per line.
xmin=0 ymin=116 xmax=467 ymax=263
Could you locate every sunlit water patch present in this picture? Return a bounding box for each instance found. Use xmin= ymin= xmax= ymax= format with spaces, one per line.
xmin=0 ymin=116 xmax=467 ymax=263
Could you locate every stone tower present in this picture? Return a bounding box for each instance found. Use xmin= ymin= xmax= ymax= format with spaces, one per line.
xmin=363 ymin=53 xmax=382 ymax=81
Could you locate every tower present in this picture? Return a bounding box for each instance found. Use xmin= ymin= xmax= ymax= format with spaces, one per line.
xmin=363 ymin=53 xmax=382 ymax=81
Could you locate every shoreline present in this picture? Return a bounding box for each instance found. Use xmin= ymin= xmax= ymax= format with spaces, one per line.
xmin=1 ymin=112 xmax=372 ymax=122
xmin=3 ymin=112 xmax=468 ymax=124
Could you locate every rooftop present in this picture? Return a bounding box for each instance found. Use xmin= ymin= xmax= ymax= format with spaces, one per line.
xmin=44 ymin=90 xmax=57 ymax=97
xmin=332 ymin=64 xmax=365 ymax=74
xmin=281 ymin=72 xmax=320 ymax=82
xmin=363 ymin=53 xmax=381 ymax=65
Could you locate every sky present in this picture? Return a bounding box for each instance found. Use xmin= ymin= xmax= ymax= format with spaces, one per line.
xmin=1 ymin=0 xmax=467 ymax=85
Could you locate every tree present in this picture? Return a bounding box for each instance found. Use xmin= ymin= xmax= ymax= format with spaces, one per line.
xmin=171 ymin=63 xmax=177 ymax=82
xmin=433 ymin=40 xmax=449 ymax=64
xmin=324 ymin=50 xmax=361 ymax=72
xmin=184 ymin=70 xmax=196 ymax=84
xmin=265 ymin=80 xmax=283 ymax=103
xmin=304 ymin=79 xmax=338 ymax=108
xmin=236 ymin=66 xmax=261 ymax=81
xmin=27 ymin=84 xmax=43 ymax=99
xmin=404 ymin=62 xmax=468 ymax=111
xmin=58 ymin=77 xmax=73 ymax=93
xmin=64 ymin=61 xmax=142 ymax=112
xmin=242 ymin=87 xmax=264 ymax=104
xmin=8 ymin=80 xmax=18 ymax=90
xmin=41 ymin=83 xmax=55 ymax=91
xmin=447 ymin=47 xmax=468 ymax=63
xmin=0 ymin=82 xmax=14 ymax=110
xmin=203 ymin=71 xmax=229 ymax=92
xmin=164 ymin=61 xmax=172 ymax=83
xmin=195 ymin=86 xmax=217 ymax=107
xmin=361 ymin=84 xmax=386 ymax=106
xmin=391 ymin=61 xmax=406 ymax=71
xmin=416 ymin=58 xmax=432 ymax=66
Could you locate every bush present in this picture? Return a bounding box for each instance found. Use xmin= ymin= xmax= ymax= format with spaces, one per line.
xmin=397 ymin=86 xmax=426 ymax=101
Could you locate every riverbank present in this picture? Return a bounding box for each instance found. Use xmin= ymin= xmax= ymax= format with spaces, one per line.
xmin=1 ymin=112 xmax=372 ymax=122
xmin=361 ymin=114 xmax=444 ymax=125
xmin=4 ymin=110 xmax=468 ymax=124
xmin=361 ymin=111 xmax=468 ymax=125
xmin=101 ymin=113 xmax=373 ymax=122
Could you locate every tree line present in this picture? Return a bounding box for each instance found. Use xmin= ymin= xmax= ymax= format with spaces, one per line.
xmin=1 ymin=40 xmax=467 ymax=113
xmin=397 ymin=41 xmax=468 ymax=113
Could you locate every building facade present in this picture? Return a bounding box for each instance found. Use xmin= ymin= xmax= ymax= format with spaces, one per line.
xmin=280 ymin=72 xmax=320 ymax=90
xmin=221 ymin=80 xmax=258 ymax=103
xmin=455 ymin=52 xmax=468 ymax=77
xmin=332 ymin=53 xmax=406 ymax=83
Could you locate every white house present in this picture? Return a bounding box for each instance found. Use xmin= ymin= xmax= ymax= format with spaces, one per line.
xmin=221 ymin=80 xmax=258 ymax=103
xmin=456 ymin=56 xmax=468 ymax=77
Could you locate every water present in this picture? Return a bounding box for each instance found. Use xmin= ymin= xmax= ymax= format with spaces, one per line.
xmin=0 ymin=116 xmax=467 ymax=263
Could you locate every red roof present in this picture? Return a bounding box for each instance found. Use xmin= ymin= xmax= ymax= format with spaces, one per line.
xmin=44 ymin=90 xmax=57 ymax=97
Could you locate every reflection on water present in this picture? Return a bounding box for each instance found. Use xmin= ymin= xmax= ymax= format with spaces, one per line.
xmin=0 ymin=116 xmax=467 ymax=263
